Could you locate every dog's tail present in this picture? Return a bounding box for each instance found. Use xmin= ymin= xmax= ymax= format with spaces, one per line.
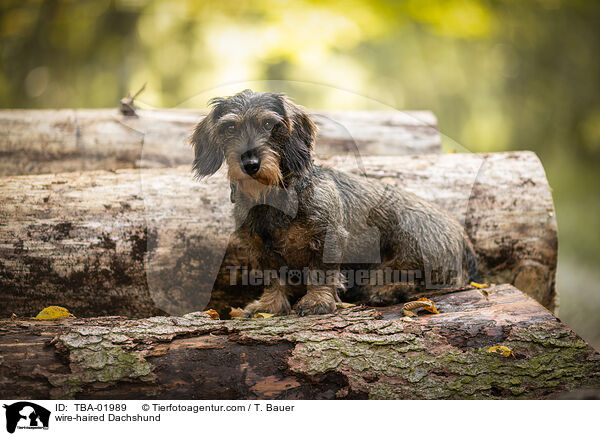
xmin=464 ymin=242 xmax=480 ymax=283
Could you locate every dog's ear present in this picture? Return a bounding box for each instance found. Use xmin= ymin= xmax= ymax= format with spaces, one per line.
xmin=282 ymin=97 xmax=317 ymax=149
xmin=278 ymin=96 xmax=317 ymax=176
xmin=191 ymin=110 xmax=224 ymax=178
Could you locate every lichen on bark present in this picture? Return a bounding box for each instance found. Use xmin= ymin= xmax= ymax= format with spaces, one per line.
xmin=0 ymin=285 xmax=600 ymax=399
xmin=33 ymin=286 xmax=599 ymax=399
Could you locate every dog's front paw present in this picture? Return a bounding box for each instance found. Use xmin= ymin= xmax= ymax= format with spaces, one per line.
xmin=243 ymin=298 xmax=291 ymax=318
xmin=295 ymin=290 xmax=337 ymax=316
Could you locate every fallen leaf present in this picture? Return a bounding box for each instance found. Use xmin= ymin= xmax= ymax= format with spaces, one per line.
xmin=403 ymin=298 xmax=439 ymax=315
xmin=479 ymin=289 xmax=490 ymax=299
xmin=254 ymin=312 xmax=275 ymax=319
xmin=403 ymin=309 xmax=418 ymax=317
xmin=229 ymin=307 xmax=245 ymax=318
xmin=10 ymin=313 xmax=17 ymax=320
xmin=470 ymin=281 xmax=490 ymax=289
xmin=417 ymin=297 xmax=440 ymax=314
xmin=35 ymin=306 xmax=73 ymax=320
xmin=202 ymin=309 xmax=220 ymax=320
xmin=488 ymin=345 xmax=514 ymax=357
xmin=336 ymin=302 xmax=357 ymax=309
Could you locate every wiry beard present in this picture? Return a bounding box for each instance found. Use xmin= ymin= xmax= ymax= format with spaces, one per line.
xmin=226 ymin=148 xmax=283 ymax=202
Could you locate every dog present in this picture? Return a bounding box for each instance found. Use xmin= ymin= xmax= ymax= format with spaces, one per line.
xmin=191 ymin=89 xmax=479 ymax=316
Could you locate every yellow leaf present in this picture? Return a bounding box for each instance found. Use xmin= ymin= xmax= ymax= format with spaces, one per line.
xmin=229 ymin=307 xmax=245 ymax=318
xmin=254 ymin=312 xmax=275 ymax=319
xmin=35 ymin=306 xmax=73 ymax=320
xmin=403 ymin=309 xmax=418 ymax=317
xmin=470 ymin=281 xmax=490 ymax=289
xmin=202 ymin=309 xmax=220 ymax=320
xmin=488 ymin=346 xmax=514 ymax=357
xmin=417 ymin=297 xmax=439 ymax=313
xmin=337 ymin=302 xmax=356 ymax=309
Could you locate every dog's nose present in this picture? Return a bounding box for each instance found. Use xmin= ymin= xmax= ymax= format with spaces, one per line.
xmin=243 ymin=158 xmax=260 ymax=176
xmin=241 ymin=150 xmax=261 ymax=176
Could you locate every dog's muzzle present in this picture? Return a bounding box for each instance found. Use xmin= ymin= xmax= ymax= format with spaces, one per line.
xmin=241 ymin=149 xmax=261 ymax=176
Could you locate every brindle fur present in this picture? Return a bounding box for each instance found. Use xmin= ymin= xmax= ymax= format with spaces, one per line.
xmin=191 ymin=90 xmax=479 ymax=316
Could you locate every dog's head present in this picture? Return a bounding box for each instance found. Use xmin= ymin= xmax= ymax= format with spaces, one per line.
xmin=191 ymin=90 xmax=316 ymax=200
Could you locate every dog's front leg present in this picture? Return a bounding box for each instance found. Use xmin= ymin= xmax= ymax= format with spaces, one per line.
xmin=295 ymin=284 xmax=338 ymax=316
xmin=294 ymin=223 xmax=347 ymax=316
xmin=294 ymin=265 xmax=345 ymax=316
xmin=243 ymin=281 xmax=292 ymax=317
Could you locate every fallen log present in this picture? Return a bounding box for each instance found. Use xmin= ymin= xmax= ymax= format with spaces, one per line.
xmin=0 ymin=285 xmax=596 ymax=400
xmin=0 ymin=152 xmax=557 ymax=318
xmin=0 ymin=109 xmax=440 ymax=176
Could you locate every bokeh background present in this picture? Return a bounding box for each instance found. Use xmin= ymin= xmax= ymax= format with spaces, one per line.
xmin=1 ymin=0 xmax=599 ymax=348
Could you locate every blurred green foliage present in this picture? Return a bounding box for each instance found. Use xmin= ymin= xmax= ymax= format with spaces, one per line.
xmin=1 ymin=0 xmax=599 ymax=346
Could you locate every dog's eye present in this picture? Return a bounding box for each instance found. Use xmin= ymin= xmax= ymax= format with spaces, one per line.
xmin=263 ymin=120 xmax=274 ymax=130
xmin=225 ymin=124 xmax=236 ymax=135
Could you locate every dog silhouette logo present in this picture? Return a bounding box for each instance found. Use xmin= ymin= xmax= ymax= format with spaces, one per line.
xmin=3 ymin=402 xmax=50 ymax=433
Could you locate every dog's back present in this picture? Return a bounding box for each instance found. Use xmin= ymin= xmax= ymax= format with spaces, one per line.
xmin=311 ymin=165 xmax=478 ymax=297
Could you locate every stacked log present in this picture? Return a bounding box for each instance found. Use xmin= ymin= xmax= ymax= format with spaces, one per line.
xmin=0 ymin=109 xmax=440 ymax=176
xmin=0 ymin=152 xmax=557 ymax=317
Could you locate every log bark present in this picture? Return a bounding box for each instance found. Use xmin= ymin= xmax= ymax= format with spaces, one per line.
xmin=0 ymin=152 xmax=557 ymax=318
xmin=0 ymin=109 xmax=440 ymax=176
xmin=0 ymin=285 xmax=597 ymax=400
